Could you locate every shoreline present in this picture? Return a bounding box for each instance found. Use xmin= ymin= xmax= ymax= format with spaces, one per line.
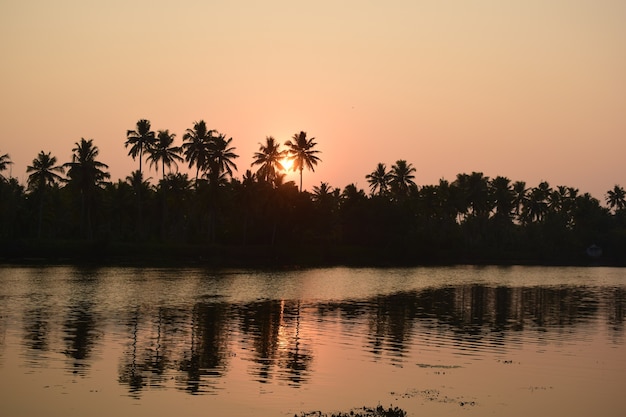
xmin=1 ymin=239 xmax=622 ymax=268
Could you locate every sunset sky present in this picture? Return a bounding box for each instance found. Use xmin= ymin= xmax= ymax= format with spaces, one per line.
xmin=1 ymin=0 xmax=624 ymax=200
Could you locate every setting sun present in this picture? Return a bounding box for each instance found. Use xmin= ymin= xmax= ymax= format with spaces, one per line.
xmin=281 ymin=157 xmax=294 ymax=172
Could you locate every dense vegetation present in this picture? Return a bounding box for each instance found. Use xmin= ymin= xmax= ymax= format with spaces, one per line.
xmin=1 ymin=119 xmax=625 ymax=266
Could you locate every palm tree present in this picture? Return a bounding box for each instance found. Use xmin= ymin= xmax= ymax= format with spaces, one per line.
xmin=207 ymin=133 xmax=238 ymax=185
xmin=125 ymin=119 xmax=156 ymax=177
xmin=512 ymin=181 xmax=528 ymax=222
xmin=148 ymin=130 xmax=183 ymax=180
xmin=523 ymin=181 xmax=551 ymax=224
xmin=606 ymin=185 xmax=626 ymax=213
xmin=0 ymin=152 xmax=13 ymax=181
xmin=455 ymin=171 xmax=490 ymax=218
xmin=26 ymin=151 xmax=65 ymax=237
xmin=251 ymin=136 xmax=286 ymax=183
xmin=366 ymin=163 xmax=392 ymax=196
xmin=490 ymin=176 xmax=515 ymax=221
xmin=312 ymin=182 xmax=335 ymax=203
xmin=64 ymin=138 xmax=110 ymax=238
xmin=27 ymin=151 xmax=64 ymax=190
xmin=182 ymin=120 xmax=214 ymax=185
xmin=285 ymin=131 xmax=321 ymax=192
xmin=389 ymin=160 xmax=416 ymax=198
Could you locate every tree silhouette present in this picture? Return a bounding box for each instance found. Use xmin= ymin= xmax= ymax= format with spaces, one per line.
xmin=606 ymin=185 xmax=626 ymax=213
xmin=148 ymin=130 xmax=183 ymax=180
xmin=64 ymin=138 xmax=110 ymax=238
xmin=0 ymin=152 xmax=13 ymax=181
xmin=285 ymin=131 xmax=321 ymax=192
xmin=390 ymin=160 xmax=416 ymax=198
xmin=26 ymin=151 xmax=65 ymax=238
xmin=126 ymin=119 xmax=155 ymax=236
xmin=125 ymin=119 xmax=156 ymax=177
xmin=251 ymin=136 xmax=286 ymax=183
xmin=207 ymin=133 xmax=238 ymax=185
xmin=523 ymin=181 xmax=552 ymax=224
xmin=366 ymin=163 xmax=392 ymax=196
xmin=182 ymin=120 xmax=214 ymax=185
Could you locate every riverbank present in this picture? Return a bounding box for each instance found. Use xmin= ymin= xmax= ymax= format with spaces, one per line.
xmin=1 ymin=239 xmax=622 ymax=268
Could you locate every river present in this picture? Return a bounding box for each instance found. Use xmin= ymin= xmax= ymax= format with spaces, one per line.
xmin=0 ymin=265 xmax=624 ymax=416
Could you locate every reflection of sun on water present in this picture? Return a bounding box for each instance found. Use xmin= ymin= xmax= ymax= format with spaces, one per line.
xmin=281 ymin=157 xmax=293 ymax=172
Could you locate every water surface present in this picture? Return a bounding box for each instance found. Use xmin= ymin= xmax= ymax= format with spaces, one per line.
xmin=1 ymin=265 xmax=625 ymax=416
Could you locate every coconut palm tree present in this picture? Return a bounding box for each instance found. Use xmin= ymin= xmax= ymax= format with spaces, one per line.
xmin=125 ymin=119 xmax=156 ymax=177
xmin=523 ymin=181 xmax=552 ymax=224
xmin=389 ymin=160 xmax=416 ymax=198
xmin=0 ymin=152 xmax=13 ymax=181
xmin=366 ymin=163 xmax=392 ymax=196
xmin=182 ymin=120 xmax=214 ymax=185
xmin=251 ymin=136 xmax=286 ymax=183
xmin=64 ymin=138 xmax=110 ymax=238
xmin=27 ymin=151 xmax=64 ymax=190
xmin=490 ymin=176 xmax=515 ymax=220
xmin=512 ymin=181 xmax=528 ymax=222
xmin=606 ymin=185 xmax=626 ymax=213
xmin=148 ymin=130 xmax=183 ymax=180
xmin=206 ymin=133 xmax=238 ymax=185
xmin=285 ymin=131 xmax=321 ymax=192
xmin=26 ymin=151 xmax=65 ymax=237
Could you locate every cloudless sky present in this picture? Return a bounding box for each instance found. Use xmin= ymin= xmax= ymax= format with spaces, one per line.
xmin=1 ymin=0 xmax=624 ymax=199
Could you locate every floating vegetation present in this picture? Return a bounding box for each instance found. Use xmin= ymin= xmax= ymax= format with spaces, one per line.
xmin=416 ymin=363 xmax=462 ymax=369
xmin=392 ymin=388 xmax=477 ymax=408
xmin=296 ymin=405 xmax=407 ymax=417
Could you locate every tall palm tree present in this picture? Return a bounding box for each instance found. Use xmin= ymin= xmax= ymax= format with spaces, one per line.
xmin=26 ymin=151 xmax=65 ymax=237
xmin=389 ymin=160 xmax=416 ymax=198
xmin=148 ymin=130 xmax=183 ymax=180
xmin=125 ymin=119 xmax=156 ymax=177
xmin=285 ymin=131 xmax=321 ymax=192
xmin=64 ymin=138 xmax=110 ymax=238
xmin=606 ymin=185 xmax=626 ymax=213
xmin=207 ymin=133 xmax=238 ymax=185
xmin=251 ymin=136 xmax=286 ymax=183
xmin=0 ymin=152 xmax=13 ymax=181
xmin=182 ymin=120 xmax=214 ymax=185
xmin=366 ymin=163 xmax=392 ymax=196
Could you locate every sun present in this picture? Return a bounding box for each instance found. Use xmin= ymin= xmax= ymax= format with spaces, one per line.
xmin=280 ymin=157 xmax=294 ymax=172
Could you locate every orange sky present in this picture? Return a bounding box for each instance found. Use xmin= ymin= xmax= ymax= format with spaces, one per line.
xmin=1 ymin=0 xmax=624 ymax=199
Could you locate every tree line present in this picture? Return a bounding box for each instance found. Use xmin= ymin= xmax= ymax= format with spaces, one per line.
xmin=1 ymin=119 xmax=625 ymax=265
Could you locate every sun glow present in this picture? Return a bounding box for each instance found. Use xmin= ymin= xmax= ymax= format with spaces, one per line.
xmin=280 ymin=157 xmax=294 ymax=172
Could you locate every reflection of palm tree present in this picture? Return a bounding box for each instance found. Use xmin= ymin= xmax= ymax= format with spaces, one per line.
xmin=64 ymin=138 xmax=110 ymax=238
xmin=0 ymin=152 xmax=13 ymax=181
xmin=182 ymin=120 xmax=213 ymax=185
xmin=251 ymin=136 xmax=286 ymax=183
xmin=606 ymin=185 xmax=626 ymax=213
xmin=26 ymin=151 xmax=65 ymax=238
xmin=366 ymin=163 xmax=392 ymax=196
xmin=390 ymin=160 xmax=416 ymax=198
xmin=125 ymin=119 xmax=156 ymax=177
xmin=285 ymin=131 xmax=321 ymax=192
xmin=148 ymin=130 xmax=183 ymax=180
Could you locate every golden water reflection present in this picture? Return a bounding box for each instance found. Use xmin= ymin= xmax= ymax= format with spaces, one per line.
xmin=1 ymin=266 xmax=625 ymax=416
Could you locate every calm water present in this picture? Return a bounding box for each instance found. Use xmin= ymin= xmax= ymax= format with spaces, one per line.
xmin=1 ymin=265 xmax=625 ymax=416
